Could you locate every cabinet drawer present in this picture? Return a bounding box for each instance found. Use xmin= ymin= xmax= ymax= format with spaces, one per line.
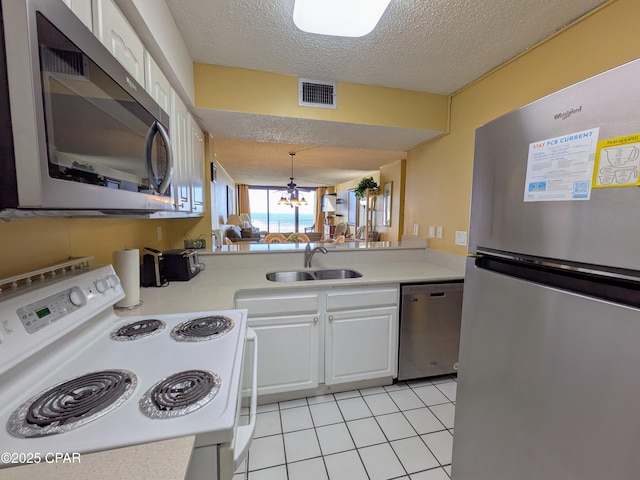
xmin=235 ymin=292 xmax=320 ymax=316
xmin=326 ymin=287 xmax=398 ymax=311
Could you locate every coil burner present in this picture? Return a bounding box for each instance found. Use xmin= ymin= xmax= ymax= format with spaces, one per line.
xmin=7 ymin=370 xmax=137 ymax=437
xmin=139 ymin=370 xmax=221 ymax=419
xmin=170 ymin=315 xmax=235 ymax=342
xmin=111 ymin=319 xmax=166 ymax=341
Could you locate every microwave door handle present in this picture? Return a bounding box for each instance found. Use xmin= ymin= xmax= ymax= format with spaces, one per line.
xmin=145 ymin=121 xmax=174 ymax=195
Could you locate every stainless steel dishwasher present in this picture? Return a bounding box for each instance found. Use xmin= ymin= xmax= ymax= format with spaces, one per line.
xmin=398 ymin=282 xmax=464 ymax=380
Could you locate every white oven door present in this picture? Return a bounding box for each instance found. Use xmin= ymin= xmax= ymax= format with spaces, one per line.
xmin=187 ymin=328 xmax=258 ymax=480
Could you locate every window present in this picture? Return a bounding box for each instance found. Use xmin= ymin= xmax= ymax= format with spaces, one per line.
xmin=248 ymin=187 xmax=316 ymax=233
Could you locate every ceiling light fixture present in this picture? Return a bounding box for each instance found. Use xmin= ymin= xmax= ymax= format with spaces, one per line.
xmin=293 ymin=0 xmax=391 ymax=38
xmin=278 ymin=153 xmax=307 ymax=207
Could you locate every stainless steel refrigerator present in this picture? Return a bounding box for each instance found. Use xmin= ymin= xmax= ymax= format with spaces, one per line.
xmin=452 ymin=59 xmax=640 ymax=480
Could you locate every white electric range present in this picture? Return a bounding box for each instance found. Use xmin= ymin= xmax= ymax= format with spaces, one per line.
xmin=0 ymin=262 xmax=257 ymax=480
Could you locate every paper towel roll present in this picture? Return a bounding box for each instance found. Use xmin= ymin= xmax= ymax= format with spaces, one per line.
xmin=113 ymin=248 xmax=141 ymax=309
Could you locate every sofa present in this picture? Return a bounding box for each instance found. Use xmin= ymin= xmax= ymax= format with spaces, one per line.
xmin=224 ymin=225 xmax=261 ymax=243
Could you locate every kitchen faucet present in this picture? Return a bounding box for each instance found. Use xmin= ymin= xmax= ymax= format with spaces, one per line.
xmin=304 ymin=243 xmax=327 ymax=268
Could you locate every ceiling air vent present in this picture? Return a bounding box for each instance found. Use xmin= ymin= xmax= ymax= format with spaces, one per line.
xmin=299 ymin=78 xmax=337 ymax=109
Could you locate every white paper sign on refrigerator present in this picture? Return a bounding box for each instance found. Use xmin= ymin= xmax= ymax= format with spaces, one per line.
xmin=523 ymin=127 xmax=599 ymax=202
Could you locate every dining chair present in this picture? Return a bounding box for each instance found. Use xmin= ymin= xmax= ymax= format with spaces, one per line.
xmin=264 ymin=233 xmax=286 ymax=244
xmin=290 ymin=233 xmax=310 ymax=243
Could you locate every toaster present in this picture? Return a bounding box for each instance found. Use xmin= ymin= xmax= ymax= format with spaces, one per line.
xmin=140 ymin=247 xmax=168 ymax=287
xmin=163 ymin=249 xmax=204 ymax=281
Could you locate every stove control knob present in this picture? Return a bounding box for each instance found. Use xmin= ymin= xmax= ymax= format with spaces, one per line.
xmin=107 ymin=275 xmax=120 ymax=288
xmin=68 ymin=288 xmax=86 ymax=306
xmin=95 ymin=278 xmax=109 ymax=293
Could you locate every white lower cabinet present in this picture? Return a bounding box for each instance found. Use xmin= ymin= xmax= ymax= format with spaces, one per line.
xmin=250 ymin=314 xmax=320 ymax=395
xmin=235 ymin=290 xmax=321 ymax=396
xmin=235 ymin=285 xmax=399 ymax=396
xmin=325 ymin=306 xmax=397 ymax=385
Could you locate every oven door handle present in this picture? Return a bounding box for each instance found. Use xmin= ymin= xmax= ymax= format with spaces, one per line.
xmin=233 ymin=328 xmax=258 ymax=470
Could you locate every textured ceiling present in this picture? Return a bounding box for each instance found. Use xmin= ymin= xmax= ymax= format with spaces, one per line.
xmin=166 ymin=0 xmax=607 ymax=186
xmin=212 ymin=138 xmax=405 ymax=188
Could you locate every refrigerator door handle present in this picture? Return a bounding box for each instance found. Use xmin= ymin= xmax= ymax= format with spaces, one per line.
xmin=475 ymin=255 xmax=640 ymax=309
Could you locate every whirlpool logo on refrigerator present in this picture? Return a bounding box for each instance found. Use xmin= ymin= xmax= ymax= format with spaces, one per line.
xmin=554 ymin=105 xmax=582 ymax=120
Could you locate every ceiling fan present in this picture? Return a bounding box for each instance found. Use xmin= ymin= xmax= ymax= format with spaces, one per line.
xmin=278 ymin=153 xmax=307 ymax=207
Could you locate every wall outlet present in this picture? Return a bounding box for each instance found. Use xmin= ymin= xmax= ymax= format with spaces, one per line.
xmin=428 ymin=226 xmax=435 ymax=238
xmin=436 ymin=226 xmax=443 ymax=239
xmin=157 ymin=226 xmax=163 ymax=241
xmin=413 ymin=224 xmax=419 ymax=235
xmin=455 ymin=230 xmax=468 ymax=246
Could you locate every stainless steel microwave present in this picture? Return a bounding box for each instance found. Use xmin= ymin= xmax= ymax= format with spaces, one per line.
xmin=0 ymin=0 xmax=174 ymax=217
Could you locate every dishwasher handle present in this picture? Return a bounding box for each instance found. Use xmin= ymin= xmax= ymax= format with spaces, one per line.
xmin=401 ymin=282 xmax=464 ymax=297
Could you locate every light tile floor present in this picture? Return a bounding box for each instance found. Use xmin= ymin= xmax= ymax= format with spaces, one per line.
xmin=235 ymin=375 xmax=456 ymax=480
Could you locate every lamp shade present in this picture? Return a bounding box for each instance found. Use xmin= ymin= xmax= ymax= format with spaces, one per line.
xmin=322 ymin=194 xmax=337 ymax=212
xmin=226 ymin=214 xmax=243 ymax=226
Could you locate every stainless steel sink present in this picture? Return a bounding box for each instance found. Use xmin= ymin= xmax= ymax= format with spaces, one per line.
xmin=266 ymin=271 xmax=315 ymax=282
xmin=266 ymin=269 xmax=363 ymax=282
xmin=312 ymin=269 xmax=363 ymax=280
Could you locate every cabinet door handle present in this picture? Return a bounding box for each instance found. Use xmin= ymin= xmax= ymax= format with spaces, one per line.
xmin=314 ymin=317 xmax=318 ymax=323
xmin=328 ymin=315 xmax=334 ymax=321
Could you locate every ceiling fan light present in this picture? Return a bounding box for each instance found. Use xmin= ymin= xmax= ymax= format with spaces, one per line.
xmin=278 ymin=195 xmax=289 ymax=205
xmin=299 ymin=196 xmax=308 ymax=205
xmin=293 ymin=0 xmax=391 ymax=38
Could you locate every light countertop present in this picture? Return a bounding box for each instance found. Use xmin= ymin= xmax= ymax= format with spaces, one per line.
xmin=0 ymin=437 xmax=194 ymax=480
xmin=2 ymin=247 xmax=465 ymax=479
xmin=126 ymin=246 xmax=465 ymax=316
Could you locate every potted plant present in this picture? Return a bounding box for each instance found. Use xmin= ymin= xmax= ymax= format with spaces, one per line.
xmin=354 ymin=177 xmax=379 ymax=199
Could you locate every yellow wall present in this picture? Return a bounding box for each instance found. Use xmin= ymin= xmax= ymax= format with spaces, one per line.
xmin=378 ymin=159 xmax=405 ymax=242
xmin=209 ymin=136 xmax=237 ymax=230
xmin=0 ymin=217 xmax=165 ymax=278
xmin=0 ymin=215 xmax=216 ymax=280
xmin=405 ymin=0 xmax=640 ymax=255
xmin=194 ymin=64 xmax=449 ymax=132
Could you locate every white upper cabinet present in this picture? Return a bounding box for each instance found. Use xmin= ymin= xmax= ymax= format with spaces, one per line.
xmin=189 ymin=115 xmax=205 ymax=215
xmin=87 ymin=0 xmax=204 ymax=216
xmin=144 ymin=53 xmax=171 ymax=116
xmin=61 ymin=0 xmax=93 ymax=30
xmin=171 ymin=89 xmax=191 ymax=212
xmin=92 ymin=0 xmax=145 ymax=86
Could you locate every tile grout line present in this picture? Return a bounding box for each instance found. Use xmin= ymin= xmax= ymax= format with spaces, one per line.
xmin=308 ymin=395 xmax=336 ymax=480
xmin=245 ymin=376 xmax=456 ymax=479
xmin=336 ymin=388 xmax=374 ymax=480
xmin=406 ymin=378 xmax=455 ymax=473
